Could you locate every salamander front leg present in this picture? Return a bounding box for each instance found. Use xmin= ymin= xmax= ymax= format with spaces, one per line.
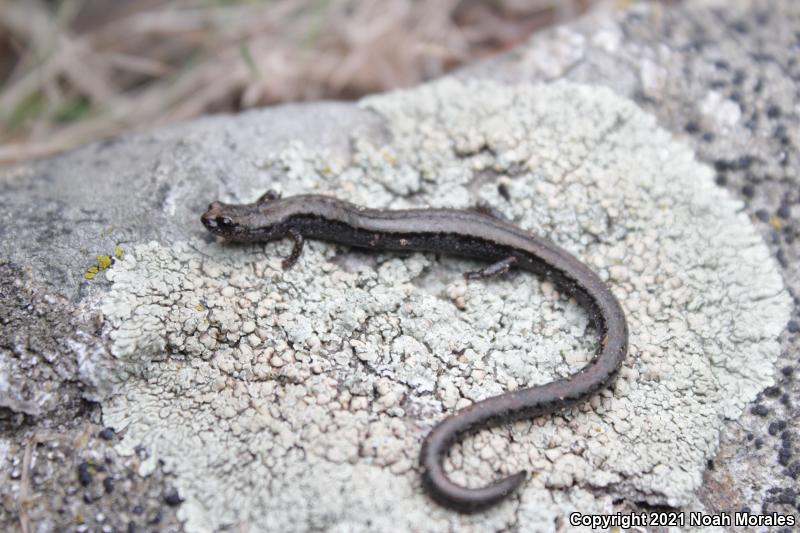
xmin=282 ymin=228 xmax=304 ymax=269
xmin=464 ymin=256 xmax=517 ymax=279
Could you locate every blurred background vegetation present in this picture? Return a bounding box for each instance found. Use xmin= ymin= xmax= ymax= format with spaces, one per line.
xmin=0 ymin=0 xmax=605 ymax=164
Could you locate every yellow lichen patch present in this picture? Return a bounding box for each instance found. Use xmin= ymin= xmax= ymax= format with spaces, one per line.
xmin=96 ymin=255 xmax=113 ymax=269
xmin=195 ymin=304 xmax=205 ymax=311
xmin=99 ymin=225 xmax=114 ymax=237
xmin=84 ymin=247 xmax=123 ymax=281
xmin=769 ymin=215 xmax=782 ymax=230
xmin=84 ymin=265 xmax=99 ymax=279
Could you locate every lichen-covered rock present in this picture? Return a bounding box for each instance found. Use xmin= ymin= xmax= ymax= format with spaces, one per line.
xmin=2 ymin=1 xmax=799 ymax=531
xmin=96 ymin=80 xmax=789 ymax=531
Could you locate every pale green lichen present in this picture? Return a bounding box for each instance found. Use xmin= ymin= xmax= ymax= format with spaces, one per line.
xmin=98 ymin=79 xmax=790 ymax=532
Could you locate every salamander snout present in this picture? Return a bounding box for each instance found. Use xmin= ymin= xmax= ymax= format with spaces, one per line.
xmin=201 ymin=202 xmax=235 ymax=233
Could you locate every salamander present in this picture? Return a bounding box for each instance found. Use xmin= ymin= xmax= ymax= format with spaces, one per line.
xmin=201 ymin=190 xmax=628 ymax=512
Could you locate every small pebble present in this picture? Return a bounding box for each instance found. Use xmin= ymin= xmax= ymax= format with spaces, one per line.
xmin=77 ymin=462 xmax=92 ymax=486
xmin=768 ymin=420 xmax=786 ymax=436
xmin=149 ymin=510 xmax=163 ymax=525
xmin=164 ymin=489 xmax=183 ymax=506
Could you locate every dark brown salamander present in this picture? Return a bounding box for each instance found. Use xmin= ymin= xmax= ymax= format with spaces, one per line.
xmin=201 ymin=191 xmax=628 ymax=513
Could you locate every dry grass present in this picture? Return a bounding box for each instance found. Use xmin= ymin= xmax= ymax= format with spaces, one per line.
xmin=0 ymin=0 xmax=597 ymax=164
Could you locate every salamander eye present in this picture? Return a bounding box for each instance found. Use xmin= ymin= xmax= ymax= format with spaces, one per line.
xmin=201 ymin=212 xmax=233 ymax=230
xmin=257 ymin=190 xmax=281 ymax=203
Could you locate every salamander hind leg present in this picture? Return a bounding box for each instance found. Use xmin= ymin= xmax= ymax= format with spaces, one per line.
xmin=464 ymin=256 xmax=517 ymax=279
xmin=282 ymin=228 xmax=304 ymax=269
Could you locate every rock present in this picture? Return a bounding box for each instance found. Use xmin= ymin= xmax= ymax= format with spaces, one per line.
xmin=2 ymin=1 xmax=798 ymax=531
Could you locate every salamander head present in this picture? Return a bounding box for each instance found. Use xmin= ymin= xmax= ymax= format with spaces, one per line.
xmin=201 ymin=190 xmax=289 ymax=242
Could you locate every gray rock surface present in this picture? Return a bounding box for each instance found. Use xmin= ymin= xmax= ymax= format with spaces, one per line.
xmin=1 ymin=0 xmax=798 ymax=532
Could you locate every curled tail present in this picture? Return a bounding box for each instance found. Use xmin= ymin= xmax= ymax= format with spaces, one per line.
xmin=419 ymin=362 xmax=623 ymax=512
